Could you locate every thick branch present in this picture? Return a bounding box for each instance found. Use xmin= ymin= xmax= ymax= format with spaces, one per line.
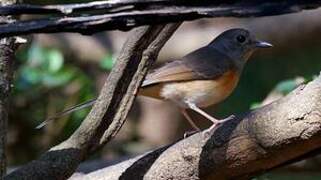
xmin=97 ymin=23 xmax=182 ymax=149
xmin=0 ymin=37 xmax=15 ymax=179
xmin=79 ymin=75 xmax=321 ymax=180
xmin=0 ymin=0 xmax=17 ymax=178
xmin=4 ymin=23 xmax=180 ymax=180
xmin=0 ymin=1 xmax=321 ymax=37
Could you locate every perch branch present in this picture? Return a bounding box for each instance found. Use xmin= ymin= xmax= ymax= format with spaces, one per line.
xmin=77 ymin=75 xmax=321 ymax=180
xmin=4 ymin=23 xmax=180 ymax=180
xmin=0 ymin=1 xmax=321 ymax=37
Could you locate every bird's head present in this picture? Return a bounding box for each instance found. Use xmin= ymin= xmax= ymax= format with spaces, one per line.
xmin=210 ymin=28 xmax=272 ymax=64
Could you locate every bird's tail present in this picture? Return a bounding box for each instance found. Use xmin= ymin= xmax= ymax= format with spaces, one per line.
xmin=35 ymin=98 xmax=97 ymax=129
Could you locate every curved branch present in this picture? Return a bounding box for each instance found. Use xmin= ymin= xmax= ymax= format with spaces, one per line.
xmin=4 ymin=23 xmax=181 ymax=180
xmin=80 ymin=75 xmax=321 ymax=180
xmin=0 ymin=1 xmax=321 ymax=37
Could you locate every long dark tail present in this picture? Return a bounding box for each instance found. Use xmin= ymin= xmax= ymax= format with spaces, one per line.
xmin=35 ymin=98 xmax=97 ymax=129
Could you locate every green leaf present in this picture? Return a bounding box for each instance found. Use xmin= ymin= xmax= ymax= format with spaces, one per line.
xmin=42 ymin=68 xmax=74 ymax=87
xmin=250 ymin=102 xmax=261 ymax=109
xmin=275 ymin=77 xmax=305 ymax=94
xmin=27 ymin=43 xmax=45 ymax=67
xmin=46 ymin=49 xmax=64 ymax=73
xmin=100 ymin=54 xmax=115 ymax=70
xmin=21 ymin=67 xmax=42 ymax=84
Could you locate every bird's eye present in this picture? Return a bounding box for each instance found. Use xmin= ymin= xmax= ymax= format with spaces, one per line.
xmin=236 ymin=35 xmax=246 ymax=43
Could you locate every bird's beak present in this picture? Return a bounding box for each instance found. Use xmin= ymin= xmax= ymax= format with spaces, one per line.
xmin=255 ymin=40 xmax=273 ymax=48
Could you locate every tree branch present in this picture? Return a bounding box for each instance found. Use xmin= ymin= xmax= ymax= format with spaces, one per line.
xmin=0 ymin=1 xmax=321 ymax=37
xmin=0 ymin=0 xmax=18 ymax=178
xmin=4 ymin=23 xmax=180 ymax=180
xmin=77 ymin=75 xmax=321 ymax=180
xmin=0 ymin=0 xmax=152 ymax=15
xmin=0 ymin=37 xmax=15 ymax=179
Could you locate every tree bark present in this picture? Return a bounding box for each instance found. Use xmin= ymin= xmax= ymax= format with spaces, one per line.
xmin=0 ymin=0 xmax=17 ymax=178
xmin=70 ymin=74 xmax=321 ymax=180
xmin=0 ymin=1 xmax=321 ymax=37
xmin=4 ymin=23 xmax=180 ymax=180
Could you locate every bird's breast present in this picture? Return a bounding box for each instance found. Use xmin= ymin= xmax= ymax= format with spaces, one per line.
xmin=160 ymin=70 xmax=239 ymax=108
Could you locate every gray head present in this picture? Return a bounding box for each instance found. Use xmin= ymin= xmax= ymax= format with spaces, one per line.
xmin=209 ymin=28 xmax=272 ymax=63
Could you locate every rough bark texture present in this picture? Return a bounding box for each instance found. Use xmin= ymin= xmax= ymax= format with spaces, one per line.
xmin=4 ymin=23 xmax=180 ymax=180
xmin=0 ymin=1 xmax=320 ymax=37
xmin=0 ymin=35 xmax=15 ymax=180
xmin=0 ymin=0 xmax=16 ymax=178
xmin=69 ymin=75 xmax=321 ymax=180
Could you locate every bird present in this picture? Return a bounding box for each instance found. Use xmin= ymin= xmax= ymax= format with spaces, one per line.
xmin=36 ymin=28 xmax=272 ymax=132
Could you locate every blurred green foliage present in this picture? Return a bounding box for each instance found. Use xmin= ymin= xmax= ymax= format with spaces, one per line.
xmin=9 ymin=42 xmax=97 ymax=163
xmin=14 ymin=42 xmax=96 ymax=126
xmin=16 ymin=43 xmax=72 ymax=89
xmin=100 ymin=53 xmax=115 ymax=70
xmin=250 ymin=77 xmax=306 ymax=109
xmin=274 ymin=78 xmax=305 ymax=94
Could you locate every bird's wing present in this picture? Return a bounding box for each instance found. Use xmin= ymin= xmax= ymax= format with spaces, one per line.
xmin=142 ymin=46 xmax=235 ymax=87
xmin=142 ymin=60 xmax=196 ymax=87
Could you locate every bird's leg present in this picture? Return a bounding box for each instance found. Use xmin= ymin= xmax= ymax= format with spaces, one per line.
xmin=186 ymin=102 xmax=219 ymax=124
xmin=186 ymin=102 xmax=235 ymax=133
xmin=205 ymin=114 xmax=235 ymax=134
xmin=181 ymin=109 xmax=201 ymax=131
xmin=181 ymin=109 xmax=201 ymax=138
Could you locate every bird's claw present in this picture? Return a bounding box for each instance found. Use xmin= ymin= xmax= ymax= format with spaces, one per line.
xmin=202 ymin=114 xmax=236 ymax=137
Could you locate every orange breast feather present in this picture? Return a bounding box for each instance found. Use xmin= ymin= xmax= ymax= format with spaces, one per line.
xmin=216 ymin=70 xmax=239 ymax=94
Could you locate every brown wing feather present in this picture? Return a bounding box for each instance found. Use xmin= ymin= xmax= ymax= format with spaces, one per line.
xmin=141 ymin=46 xmax=236 ymax=87
xmin=142 ymin=61 xmax=197 ymax=87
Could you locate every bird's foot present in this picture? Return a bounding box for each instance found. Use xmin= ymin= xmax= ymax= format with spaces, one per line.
xmin=202 ymin=115 xmax=236 ymax=136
